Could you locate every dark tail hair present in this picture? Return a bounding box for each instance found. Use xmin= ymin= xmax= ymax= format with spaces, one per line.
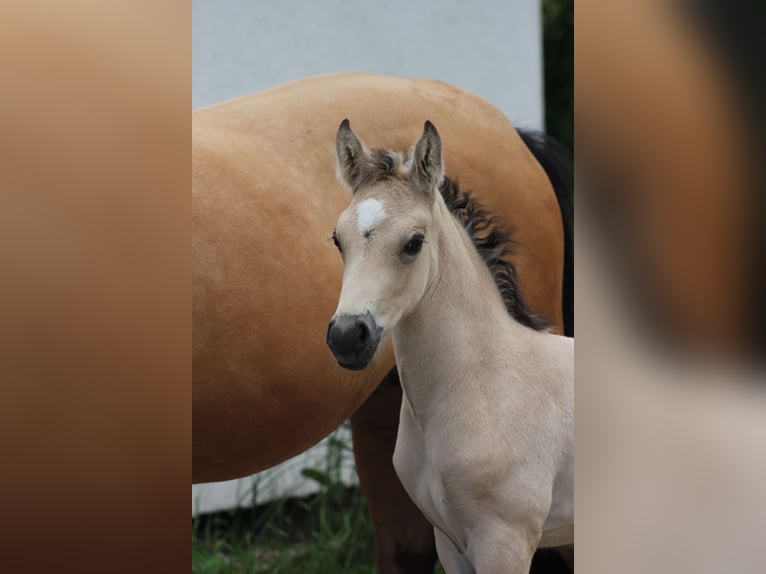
xmin=517 ymin=129 xmax=574 ymax=337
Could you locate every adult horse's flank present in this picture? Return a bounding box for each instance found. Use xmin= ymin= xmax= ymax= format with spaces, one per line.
xmin=328 ymin=120 xmax=574 ymax=572
xmin=192 ymin=73 xmax=572 ymax=573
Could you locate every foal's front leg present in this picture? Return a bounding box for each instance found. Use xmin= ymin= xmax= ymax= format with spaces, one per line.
xmin=350 ymin=374 xmax=437 ymax=574
xmin=469 ymin=523 xmax=541 ymax=574
xmin=434 ymin=528 xmax=474 ymax=574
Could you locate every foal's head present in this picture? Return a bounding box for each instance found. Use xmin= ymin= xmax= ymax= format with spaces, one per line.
xmin=326 ymin=120 xmax=444 ymax=370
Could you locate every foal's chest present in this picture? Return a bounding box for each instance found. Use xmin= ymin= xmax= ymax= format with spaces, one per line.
xmin=393 ymin=396 xmax=462 ymax=547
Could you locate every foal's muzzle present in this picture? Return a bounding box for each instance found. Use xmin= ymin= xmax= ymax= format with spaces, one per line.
xmin=326 ymin=312 xmax=381 ymax=371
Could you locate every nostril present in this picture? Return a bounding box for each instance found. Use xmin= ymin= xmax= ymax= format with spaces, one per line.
xmin=355 ymin=320 xmax=370 ymax=349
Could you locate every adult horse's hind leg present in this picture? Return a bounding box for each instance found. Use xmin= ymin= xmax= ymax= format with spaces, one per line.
xmin=350 ymin=370 xmax=437 ymax=574
xmin=531 ymin=546 xmax=574 ymax=572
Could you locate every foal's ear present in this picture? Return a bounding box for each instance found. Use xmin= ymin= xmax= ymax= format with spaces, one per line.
xmin=410 ymin=121 xmax=444 ymax=196
xmin=336 ymin=119 xmax=370 ymax=190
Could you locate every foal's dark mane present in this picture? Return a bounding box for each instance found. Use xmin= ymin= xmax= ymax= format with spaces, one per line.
xmin=360 ymin=148 xmax=550 ymax=332
xmin=438 ymin=177 xmax=550 ymax=331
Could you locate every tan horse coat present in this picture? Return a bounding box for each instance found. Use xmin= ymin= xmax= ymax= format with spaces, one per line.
xmin=192 ymin=73 xmax=564 ymax=482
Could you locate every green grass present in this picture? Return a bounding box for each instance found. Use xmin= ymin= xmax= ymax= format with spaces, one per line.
xmin=192 ymin=423 xmax=449 ymax=573
xmin=192 ymin=483 xmax=377 ymax=573
xmin=192 ymin=426 xmax=377 ymax=573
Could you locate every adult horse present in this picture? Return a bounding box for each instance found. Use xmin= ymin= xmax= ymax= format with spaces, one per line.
xmin=193 ymin=73 xmax=573 ymax=572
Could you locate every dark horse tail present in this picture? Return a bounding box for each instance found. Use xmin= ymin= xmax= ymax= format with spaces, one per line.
xmin=517 ymin=129 xmax=574 ymax=337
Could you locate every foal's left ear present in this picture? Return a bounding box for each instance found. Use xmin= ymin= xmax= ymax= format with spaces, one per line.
xmin=410 ymin=121 xmax=444 ymax=197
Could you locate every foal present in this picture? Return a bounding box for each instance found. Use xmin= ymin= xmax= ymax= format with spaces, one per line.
xmin=327 ymin=120 xmax=574 ymax=573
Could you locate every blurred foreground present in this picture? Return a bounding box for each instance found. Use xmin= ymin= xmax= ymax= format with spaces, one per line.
xmin=576 ymin=1 xmax=765 ymax=572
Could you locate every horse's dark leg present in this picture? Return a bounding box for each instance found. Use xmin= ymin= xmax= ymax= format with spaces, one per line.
xmin=530 ymin=546 xmax=575 ymax=573
xmin=350 ymin=370 xmax=437 ymax=574
xmin=557 ymin=545 xmax=575 ymax=571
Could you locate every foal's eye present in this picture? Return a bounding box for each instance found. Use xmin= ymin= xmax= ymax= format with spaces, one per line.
xmin=332 ymin=231 xmax=343 ymax=253
xmin=403 ymin=234 xmax=425 ymax=256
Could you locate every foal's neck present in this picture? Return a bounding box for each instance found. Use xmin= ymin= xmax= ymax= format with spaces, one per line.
xmin=393 ymin=195 xmax=529 ymax=421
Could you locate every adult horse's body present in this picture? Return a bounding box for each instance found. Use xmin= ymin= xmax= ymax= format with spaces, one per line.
xmin=193 ymin=73 xmax=567 ymax=480
xmin=193 ymin=73 xmax=572 ymax=572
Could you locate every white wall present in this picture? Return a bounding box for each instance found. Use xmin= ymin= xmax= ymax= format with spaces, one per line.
xmin=193 ymin=0 xmax=543 ymax=128
xmin=193 ymin=426 xmax=357 ymax=515
xmin=192 ymin=0 xmax=543 ymax=514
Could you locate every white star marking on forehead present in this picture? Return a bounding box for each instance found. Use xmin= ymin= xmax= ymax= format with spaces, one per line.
xmin=355 ymin=198 xmax=387 ymax=235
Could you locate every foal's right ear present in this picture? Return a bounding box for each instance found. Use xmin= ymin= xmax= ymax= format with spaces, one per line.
xmin=336 ymin=119 xmax=370 ymax=190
